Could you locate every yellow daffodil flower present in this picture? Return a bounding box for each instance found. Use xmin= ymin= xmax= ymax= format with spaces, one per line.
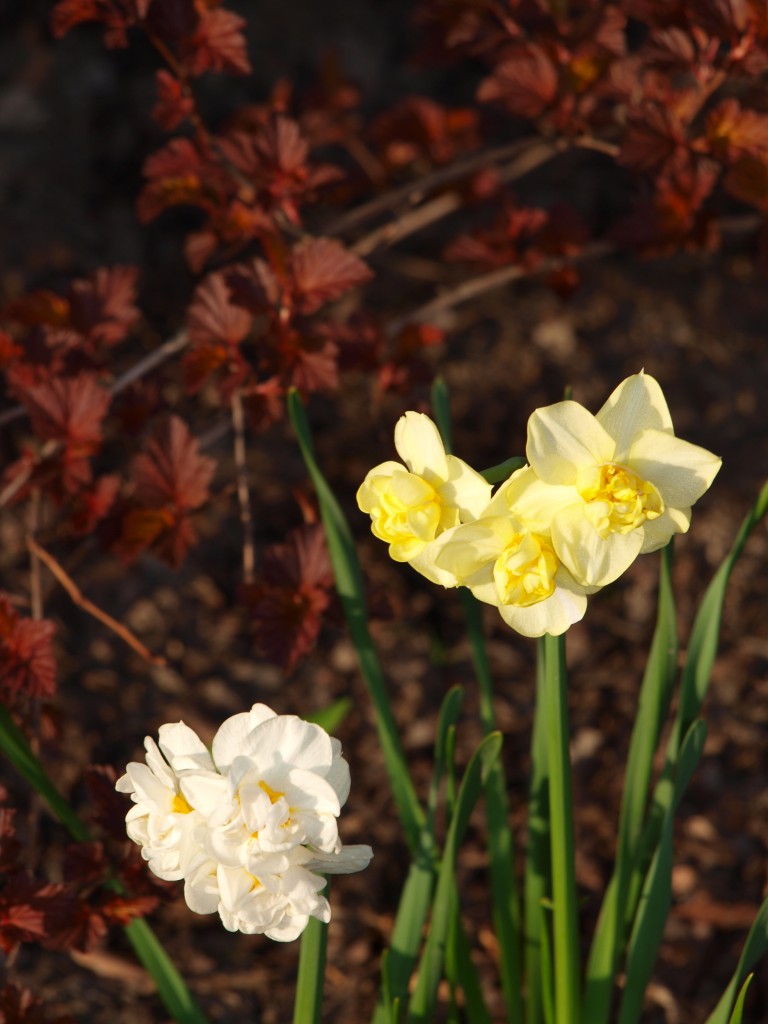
xmin=356 ymin=411 xmax=491 ymax=586
xmin=435 ymin=467 xmax=594 ymax=637
xmin=526 ymin=372 xmax=722 ymax=587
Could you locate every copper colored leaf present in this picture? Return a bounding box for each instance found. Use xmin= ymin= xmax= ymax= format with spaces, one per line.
xmin=707 ymin=99 xmax=768 ymax=159
xmin=0 ymin=983 xmax=76 ymax=1024
xmin=248 ymin=583 xmax=330 ymax=672
xmin=0 ymin=597 xmax=57 ymax=700
xmin=290 ymin=238 xmax=373 ymax=314
xmin=188 ymin=271 xmax=252 ymax=347
xmin=152 ymin=69 xmax=195 ymax=131
xmin=262 ymin=523 xmax=333 ymax=590
xmin=11 ymin=373 xmax=110 ymax=458
xmin=84 ymin=764 xmax=127 ymax=840
xmin=185 ymin=7 xmax=251 ymax=76
xmin=132 ymin=416 xmax=215 ymax=511
xmin=477 ymin=45 xmax=559 ymax=119
xmin=619 ymin=106 xmax=684 ymax=172
xmin=67 ymin=266 xmax=140 ymax=348
xmin=102 ymin=893 xmax=160 ymax=924
xmin=70 ymin=475 xmax=120 ymax=535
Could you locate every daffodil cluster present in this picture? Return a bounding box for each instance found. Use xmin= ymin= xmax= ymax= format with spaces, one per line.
xmin=357 ymin=373 xmax=721 ymax=637
xmin=116 ymin=704 xmax=373 ymax=941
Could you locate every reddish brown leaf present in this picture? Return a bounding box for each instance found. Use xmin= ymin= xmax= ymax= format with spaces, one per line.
xmin=290 ymin=238 xmax=373 ymax=314
xmin=0 ymin=597 xmax=57 ymax=701
xmin=707 ymin=99 xmax=768 ymax=159
xmin=84 ymin=765 xmax=128 ymax=841
xmin=132 ymin=416 xmax=215 ymax=511
xmin=477 ymin=45 xmax=559 ymax=119
xmin=188 ymin=271 xmax=253 ymax=347
xmin=0 ymin=982 xmax=77 ymax=1024
xmin=185 ymin=7 xmax=251 ymax=76
xmin=245 ymin=524 xmax=333 ymax=672
xmin=67 ymin=266 xmax=140 ymax=349
xmin=619 ymin=106 xmax=685 ymax=172
xmin=11 ymin=373 xmax=110 ymax=459
xmin=69 ymin=475 xmax=120 ymax=535
xmin=152 ymin=70 xmax=195 ymax=131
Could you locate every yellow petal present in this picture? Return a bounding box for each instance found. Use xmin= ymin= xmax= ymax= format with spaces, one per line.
xmin=527 ymin=401 xmax=614 ymax=485
xmin=596 ymin=372 xmax=673 ymax=460
xmin=440 ymin=454 xmax=492 ymax=520
xmin=409 ymin=534 xmax=462 ymax=587
xmin=394 ymin=412 xmax=449 ymax=484
xmin=628 ymin=429 xmax=721 ymax=509
xmin=640 ymin=506 xmax=691 ymax=553
xmin=356 ymin=461 xmax=404 ymax=512
xmin=435 ymin=517 xmax=516 ymax=579
xmin=495 ymin=567 xmax=589 ymax=637
xmin=499 ymin=465 xmax=580 ymax=533
xmin=551 ymin=502 xmax=644 ymax=586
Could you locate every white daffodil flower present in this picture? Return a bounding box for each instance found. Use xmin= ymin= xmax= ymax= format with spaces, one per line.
xmin=117 ymin=704 xmax=372 ymax=941
xmin=436 ymin=467 xmax=593 ymax=637
xmin=116 ymin=734 xmax=208 ymax=882
xmin=357 ymin=411 xmax=491 ymax=586
xmin=526 ymin=372 xmax=721 ymax=587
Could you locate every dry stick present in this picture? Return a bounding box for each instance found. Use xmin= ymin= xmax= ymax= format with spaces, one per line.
xmin=0 ymin=439 xmax=61 ymax=509
xmin=230 ymin=389 xmax=256 ymax=585
xmin=26 ymin=536 xmax=167 ymax=667
xmin=350 ymin=136 xmax=617 ymax=258
xmin=386 ymin=240 xmax=616 ymax=337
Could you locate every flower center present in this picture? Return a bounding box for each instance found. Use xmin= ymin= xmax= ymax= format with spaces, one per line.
xmin=369 ymin=469 xmax=444 ymax=558
xmin=577 ymin=463 xmax=663 ymax=537
xmin=171 ymin=792 xmax=193 ymax=815
xmin=493 ymin=532 xmax=558 ymax=607
xmin=259 ymin=780 xmax=284 ymax=804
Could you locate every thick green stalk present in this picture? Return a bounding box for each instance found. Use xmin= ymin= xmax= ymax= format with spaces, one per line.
xmin=293 ymin=909 xmax=329 ymax=1024
xmin=543 ymin=633 xmax=579 ymax=1024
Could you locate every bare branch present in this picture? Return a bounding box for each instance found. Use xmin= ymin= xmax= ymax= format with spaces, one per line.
xmin=386 ymin=241 xmax=615 ymax=337
xmin=26 ymin=536 xmax=167 ymax=667
xmin=231 ymin=389 xmax=256 ymax=585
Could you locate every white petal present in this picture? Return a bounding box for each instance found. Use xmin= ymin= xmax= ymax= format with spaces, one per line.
xmin=627 ymin=429 xmax=722 ymax=509
xmin=596 ymin=372 xmax=673 ymax=459
xmin=527 ymin=402 xmax=614 ymax=484
xmin=211 ymin=705 xmax=276 ymax=774
xmin=245 ymin=716 xmax=333 ymax=775
xmin=551 ymin=503 xmax=644 ymax=587
xmin=158 ymin=722 xmax=214 ymax=773
xmin=326 ymin=744 xmax=351 ymax=807
xmin=394 ymin=412 xmax=449 ymax=483
xmin=265 ymin=913 xmax=311 ymax=942
xmin=307 ymin=844 xmax=374 ymax=874
xmin=179 ymin=770 xmax=230 ymax=817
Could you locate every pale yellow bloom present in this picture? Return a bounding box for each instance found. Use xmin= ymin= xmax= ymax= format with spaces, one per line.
xmin=435 ymin=467 xmax=593 ymax=637
xmin=526 ymin=372 xmax=721 ymax=587
xmin=357 ymin=412 xmax=491 ymax=585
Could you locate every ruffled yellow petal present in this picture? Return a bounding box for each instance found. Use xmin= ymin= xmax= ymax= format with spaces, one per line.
xmin=596 ymin=371 xmax=673 ymax=460
xmin=394 ymin=412 xmax=449 ymax=484
xmin=627 ymin=429 xmax=722 ymax=509
xmin=435 ymin=517 xmax=516 ymax=580
xmin=439 ymin=454 xmax=492 ymax=520
xmin=551 ymin=502 xmax=644 ymax=587
xmin=639 ymin=506 xmax=691 ymax=553
xmin=526 ymin=401 xmax=614 ymax=485
xmin=495 ymin=569 xmax=588 ymax=637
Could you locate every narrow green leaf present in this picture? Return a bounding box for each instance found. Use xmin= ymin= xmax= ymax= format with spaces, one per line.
xmin=446 ymin=892 xmax=493 ymax=1024
xmin=288 ymin=389 xmax=425 ymax=854
xmin=0 ymin=703 xmax=209 ymax=1024
xmin=427 ymin=686 xmax=464 ymax=832
xmin=706 ymin=898 xmax=768 ymax=1024
xmin=305 ymin=698 xmax=352 ymax=735
xmin=432 ymin=379 xmax=523 ymax=1020
xmin=617 ymin=720 xmax=707 ymax=1024
xmin=727 ymin=974 xmax=754 ymax=1024
xmin=480 ymin=457 xmax=527 ymax=484
xmin=293 ymin=910 xmax=329 ymax=1024
xmin=125 ymin=919 xmax=210 ymax=1024
xmin=584 ymin=543 xmax=677 ymax=1023
xmin=407 ymin=733 xmax=504 ymax=1023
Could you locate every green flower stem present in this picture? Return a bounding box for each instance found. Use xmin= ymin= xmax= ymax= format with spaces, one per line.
xmin=543 ymin=633 xmax=580 ymax=1024
xmin=460 ymin=590 xmax=523 ymax=1022
xmin=0 ymin=703 xmax=209 ymax=1024
xmin=293 ymin=902 xmax=329 ymax=1024
xmin=288 ymin=388 xmax=426 ymax=854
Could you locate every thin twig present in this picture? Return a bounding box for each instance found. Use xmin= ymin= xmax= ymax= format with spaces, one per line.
xmin=325 ymin=136 xmax=546 ymax=236
xmin=26 ymin=536 xmax=167 ymax=667
xmin=386 ymin=240 xmax=615 ymax=337
xmin=110 ymin=329 xmax=190 ymax=395
xmin=0 ymin=439 xmax=61 ymax=509
xmin=230 ymin=389 xmax=256 ymax=585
